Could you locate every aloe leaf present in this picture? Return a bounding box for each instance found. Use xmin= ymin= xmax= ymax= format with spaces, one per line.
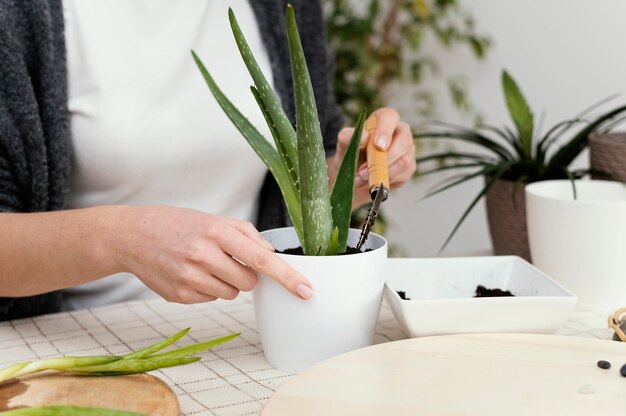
xmin=69 ymin=356 xmax=200 ymax=375
xmin=286 ymin=4 xmax=333 ymax=256
xmin=502 ymin=70 xmax=533 ymax=158
xmin=150 ymin=333 xmax=240 ymax=359
xmin=251 ymin=86 xmax=299 ymax=192
xmin=0 ymin=405 xmax=149 ymax=416
xmin=330 ymin=109 xmax=366 ymax=252
xmin=192 ymin=51 xmax=304 ymax=242
xmin=228 ymin=8 xmax=299 ymax=179
xmin=325 ymin=227 xmax=339 ymax=256
xmin=122 ymin=327 xmax=190 ymax=360
xmin=12 ymin=356 xmax=122 ymax=379
xmin=0 ymin=361 xmax=30 ymax=383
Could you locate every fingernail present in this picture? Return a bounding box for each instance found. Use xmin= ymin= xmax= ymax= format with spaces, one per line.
xmin=262 ymin=238 xmax=274 ymax=251
xmin=296 ymin=284 xmax=313 ymax=300
xmin=355 ymin=176 xmax=365 ymax=186
xmin=359 ymin=167 xmax=368 ymax=181
xmin=375 ymin=134 xmax=389 ymax=149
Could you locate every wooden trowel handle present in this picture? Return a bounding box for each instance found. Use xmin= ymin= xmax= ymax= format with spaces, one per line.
xmin=366 ymin=116 xmax=390 ymax=200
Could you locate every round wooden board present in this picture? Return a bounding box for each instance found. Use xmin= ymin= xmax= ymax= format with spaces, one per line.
xmin=261 ymin=334 xmax=626 ymax=416
xmin=0 ymin=372 xmax=179 ymax=416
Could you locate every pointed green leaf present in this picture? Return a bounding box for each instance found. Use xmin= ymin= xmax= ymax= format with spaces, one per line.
xmin=0 ymin=405 xmax=150 ymax=416
xmin=418 ymin=162 xmax=489 ymax=176
xmin=415 ymin=128 xmax=514 ymax=161
xmin=325 ymin=227 xmax=339 ymax=256
xmin=546 ymin=103 xmax=626 ymax=174
xmin=69 ymin=356 xmax=200 ymax=375
xmin=502 ymin=70 xmax=533 ymax=158
xmin=414 ymin=151 xmax=492 ymax=164
xmin=0 ymin=362 xmax=30 ymax=383
xmin=330 ymin=109 xmax=366 ymax=252
xmin=192 ymin=50 xmax=303 ymax=242
xmin=250 ymin=86 xmax=299 ymax=193
xmin=438 ymin=163 xmax=511 ymax=252
xmin=228 ymin=8 xmax=299 ymax=177
xmin=151 ymin=333 xmax=240 ymax=359
xmin=13 ymin=356 xmax=122 ymax=379
xmin=422 ymin=165 xmax=497 ymax=200
xmin=286 ymin=4 xmax=333 ymax=255
xmin=123 ymin=327 xmax=190 ymax=360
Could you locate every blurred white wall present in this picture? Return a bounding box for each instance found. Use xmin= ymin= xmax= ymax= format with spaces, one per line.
xmin=384 ymin=0 xmax=626 ymax=257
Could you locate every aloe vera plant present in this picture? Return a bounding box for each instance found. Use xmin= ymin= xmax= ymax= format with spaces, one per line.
xmin=192 ymin=5 xmax=365 ymax=256
xmin=415 ymin=69 xmax=626 ymax=250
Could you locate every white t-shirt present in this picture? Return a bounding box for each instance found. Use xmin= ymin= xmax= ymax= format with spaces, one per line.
xmin=62 ymin=0 xmax=274 ymax=310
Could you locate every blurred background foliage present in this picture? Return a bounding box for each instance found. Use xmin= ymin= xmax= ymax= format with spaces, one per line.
xmin=321 ymin=0 xmax=491 ymax=247
xmin=322 ymin=0 xmax=491 ymax=124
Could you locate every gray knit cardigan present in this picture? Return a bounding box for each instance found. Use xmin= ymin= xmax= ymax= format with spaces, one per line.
xmin=0 ymin=0 xmax=344 ymax=320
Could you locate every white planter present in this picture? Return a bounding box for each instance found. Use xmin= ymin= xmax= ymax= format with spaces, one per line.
xmin=526 ymin=180 xmax=626 ymax=311
xmin=254 ymin=227 xmax=387 ymax=373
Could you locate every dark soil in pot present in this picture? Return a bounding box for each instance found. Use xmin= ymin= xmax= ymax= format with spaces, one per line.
xmin=277 ymin=246 xmax=371 ymax=256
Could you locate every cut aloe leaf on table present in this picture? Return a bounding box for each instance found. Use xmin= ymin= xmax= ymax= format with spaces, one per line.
xmin=0 ymin=329 xmax=238 ymax=383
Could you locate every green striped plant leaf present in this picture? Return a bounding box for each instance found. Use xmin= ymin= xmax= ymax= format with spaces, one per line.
xmin=286 ymin=4 xmax=333 ymax=255
xmin=192 ymin=51 xmax=304 ymax=242
xmin=330 ymin=109 xmax=366 ymax=253
xmin=228 ymin=8 xmax=299 ymax=182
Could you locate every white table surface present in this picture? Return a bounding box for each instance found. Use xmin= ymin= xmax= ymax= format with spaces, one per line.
xmin=0 ymin=293 xmax=615 ymax=416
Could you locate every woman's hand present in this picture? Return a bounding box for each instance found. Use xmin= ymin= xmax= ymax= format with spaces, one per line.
xmin=329 ymin=108 xmax=417 ymax=209
xmin=116 ymin=206 xmax=313 ymax=303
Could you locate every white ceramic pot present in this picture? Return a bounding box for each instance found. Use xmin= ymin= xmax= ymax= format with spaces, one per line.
xmin=526 ymin=180 xmax=626 ymax=311
xmin=254 ymin=227 xmax=387 ymax=373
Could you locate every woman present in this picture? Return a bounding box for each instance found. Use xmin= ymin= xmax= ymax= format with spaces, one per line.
xmin=0 ymin=0 xmax=416 ymax=320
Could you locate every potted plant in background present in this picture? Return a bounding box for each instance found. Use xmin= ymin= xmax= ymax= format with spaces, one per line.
xmin=414 ymin=70 xmax=626 ymax=260
xmin=192 ymin=6 xmax=387 ymax=373
xmin=589 ymin=132 xmax=626 ymax=182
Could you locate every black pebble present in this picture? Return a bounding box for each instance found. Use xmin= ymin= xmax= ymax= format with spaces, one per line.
xmin=620 ymin=364 xmax=626 ymax=377
xmin=597 ymin=360 xmax=611 ymax=369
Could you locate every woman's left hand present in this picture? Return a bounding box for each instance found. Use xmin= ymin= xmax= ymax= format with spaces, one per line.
xmin=329 ymin=107 xmax=417 ymax=209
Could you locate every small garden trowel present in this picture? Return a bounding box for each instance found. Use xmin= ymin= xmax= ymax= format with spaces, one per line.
xmin=356 ymin=116 xmax=390 ymax=251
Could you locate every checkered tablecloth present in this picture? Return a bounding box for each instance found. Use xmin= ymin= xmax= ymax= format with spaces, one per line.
xmin=0 ymin=294 xmax=614 ymax=416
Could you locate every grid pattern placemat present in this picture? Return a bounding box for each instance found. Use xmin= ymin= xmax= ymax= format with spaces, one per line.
xmin=0 ymin=294 xmax=614 ymax=416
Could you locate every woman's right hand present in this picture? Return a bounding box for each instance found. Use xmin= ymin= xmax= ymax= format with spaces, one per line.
xmin=113 ymin=205 xmax=314 ymax=304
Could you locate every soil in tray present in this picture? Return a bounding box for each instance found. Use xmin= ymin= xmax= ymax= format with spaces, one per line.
xmin=396 ymin=285 xmax=515 ymax=301
xmin=474 ymin=285 xmax=514 ymax=297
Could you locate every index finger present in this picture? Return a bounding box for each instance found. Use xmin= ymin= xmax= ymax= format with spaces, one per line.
xmin=219 ymin=229 xmax=314 ymax=300
xmin=369 ymin=107 xmax=400 ymax=150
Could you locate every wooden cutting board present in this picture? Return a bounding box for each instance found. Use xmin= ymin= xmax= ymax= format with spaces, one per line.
xmin=261 ymin=334 xmax=626 ymax=416
xmin=0 ymin=372 xmax=179 ymax=415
